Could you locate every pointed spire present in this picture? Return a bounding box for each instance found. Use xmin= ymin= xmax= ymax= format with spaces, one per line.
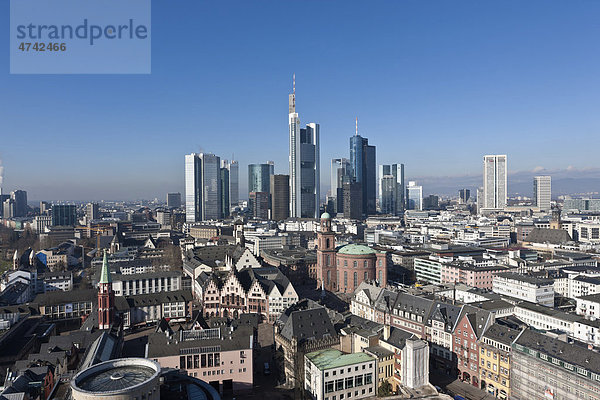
xmin=293 ymin=73 xmax=296 ymax=95
xmin=355 ymin=117 xmax=358 ymax=136
xmin=99 ymin=249 xmax=112 ymax=284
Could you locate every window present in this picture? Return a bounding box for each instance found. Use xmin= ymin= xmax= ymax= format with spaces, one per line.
xmin=336 ymin=379 xmax=344 ymax=391
xmin=344 ymin=271 xmax=348 ymax=287
xmin=355 ymin=375 xmax=363 ymax=386
xmin=364 ymin=260 xmax=368 ymax=268
xmin=354 ymin=272 xmax=358 ymax=287
xmin=365 ymin=374 xmax=372 ymax=384
xmin=364 ymin=271 xmax=368 ymax=280
xmin=325 ymin=382 xmax=334 ymax=393
xmin=353 ymin=261 xmax=357 ymax=268
xmin=345 ymin=377 xmax=354 ymax=388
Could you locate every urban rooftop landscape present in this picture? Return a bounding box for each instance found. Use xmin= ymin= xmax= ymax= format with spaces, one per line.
xmin=2 ymin=2 xmax=600 ymax=400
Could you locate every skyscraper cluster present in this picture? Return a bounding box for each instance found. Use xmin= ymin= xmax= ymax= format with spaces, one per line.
xmin=1 ymin=190 xmax=27 ymax=219
xmin=185 ymin=153 xmax=239 ymax=222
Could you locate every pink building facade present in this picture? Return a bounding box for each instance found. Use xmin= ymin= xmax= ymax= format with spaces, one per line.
xmin=441 ymin=263 xmax=507 ymax=290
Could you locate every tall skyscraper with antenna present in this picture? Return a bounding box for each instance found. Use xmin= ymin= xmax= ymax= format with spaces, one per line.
xmin=289 ymin=75 xmax=320 ymax=218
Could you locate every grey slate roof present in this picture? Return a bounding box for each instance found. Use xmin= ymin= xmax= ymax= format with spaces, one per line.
xmin=515 ymin=328 xmax=600 ymax=374
xmin=481 ymin=323 xmax=522 ymax=346
xmin=494 ymin=272 xmax=554 ymax=286
xmin=428 ymin=301 xmax=462 ymax=333
xmin=279 ymin=307 xmax=337 ymax=344
xmin=146 ymin=325 xmax=253 ymax=358
xmin=382 ymin=327 xmax=415 ymax=348
xmin=525 ymin=228 xmax=572 ymax=244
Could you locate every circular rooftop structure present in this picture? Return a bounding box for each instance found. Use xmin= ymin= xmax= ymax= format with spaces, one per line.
xmin=71 ymin=358 xmax=161 ymax=400
xmin=337 ymin=244 xmax=376 ymax=256
xmin=320 ymin=212 xmax=331 ymax=220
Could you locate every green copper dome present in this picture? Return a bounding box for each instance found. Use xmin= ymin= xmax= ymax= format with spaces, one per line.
xmin=338 ymin=244 xmax=376 ymax=255
xmin=320 ymin=212 xmax=331 ymax=219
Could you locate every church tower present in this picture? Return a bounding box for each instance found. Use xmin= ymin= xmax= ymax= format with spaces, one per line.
xmin=98 ymin=250 xmax=114 ymax=330
xmin=317 ymin=212 xmax=337 ymax=291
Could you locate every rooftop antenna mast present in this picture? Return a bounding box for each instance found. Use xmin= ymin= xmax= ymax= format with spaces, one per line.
xmin=293 ymin=73 xmax=295 ymax=95
xmin=355 ymin=117 xmax=358 ymax=136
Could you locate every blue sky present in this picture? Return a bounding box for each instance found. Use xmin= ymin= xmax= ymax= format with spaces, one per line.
xmin=1 ymin=1 xmax=600 ymax=200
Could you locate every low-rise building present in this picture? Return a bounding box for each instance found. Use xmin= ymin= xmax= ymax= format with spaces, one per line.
xmin=492 ymin=272 xmax=554 ymax=307
xmin=441 ymin=262 xmax=508 ymax=290
xmin=304 ymin=348 xmax=376 ymax=400
xmin=511 ymin=329 xmax=600 ymax=400
xmin=111 ymin=270 xmax=183 ymax=296
xmin=275 ymin=303 xmax=339 ymax=390
xmin=576 ymin=292 xmax=600 ymax=320
xmin=478 ymin=323 xmax=523 ymax=400
xmin=147 ymin=325 xmax=254 ymax=394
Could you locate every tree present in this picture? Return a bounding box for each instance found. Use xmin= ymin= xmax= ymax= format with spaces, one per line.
xmin=378 ymin=381 xmax=392 ymax=397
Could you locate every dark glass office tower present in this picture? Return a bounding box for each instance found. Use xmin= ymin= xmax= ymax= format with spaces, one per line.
xmin=51 ymin=204 xmax=76 ymax=226
xmin=349 ymin=120 xmax=376 ymax=216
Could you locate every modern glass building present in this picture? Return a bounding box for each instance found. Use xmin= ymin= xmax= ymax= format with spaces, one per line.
xmin=11 ymin=190 xmax=27 ymax=217
xmin=330 ymin=158 xmax=351 ymax=198
xmin=289 ymin=79 xmax=320 ymax=219
xmin=248 ymin=162 xmax=274 ymax=195
xmin=379 ymin=164 xmax=405 ymax=215
xmin=220 ymin=159 xmax=239 ymax=217
xmin=380 ymin=175 xmax=396 ymax=214
xmin=185 ymin=153 xmax=222 ymax=222
xmin=406 ymin=181 xmax=423 ymax=211
xmin=228 ymin=160 xmax=239 ymax=210
xmin=220 ymin=165 xmax=229 ymax=218
xmin=350 ymin=127 xmax=376 ymax=216
xmin=270 ymin=174 xmax=290 ymax=221
xmin=51 ymin=204 xmax=77 ymax=226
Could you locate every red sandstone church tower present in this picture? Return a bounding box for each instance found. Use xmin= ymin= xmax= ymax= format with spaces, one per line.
xmin=317 ymin=212 xmax=338 ymax=291
xmin=98 ymin=250 xmax=114 ymax=330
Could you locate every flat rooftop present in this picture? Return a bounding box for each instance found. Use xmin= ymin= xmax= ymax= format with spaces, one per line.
xmin=305 ymin=348 xmax=374 ymax=370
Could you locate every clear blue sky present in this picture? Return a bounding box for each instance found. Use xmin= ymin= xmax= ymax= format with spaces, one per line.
xmin=1 ymin=0 xmax=599 ymax=201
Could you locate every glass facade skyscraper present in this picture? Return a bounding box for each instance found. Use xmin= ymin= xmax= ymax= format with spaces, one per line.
xmin=379 ymin=164 xmax=404 ymax=215
xmin=406 ymin=181 xmax=423 ymax=211
xmin=350 ymin=128 xmax=376 ymax=216
xmin=248 ymin=162 xmax=274 ymax=195
xmin=185 ymin=152 xmax=222 ymax=222
xmin=220 ymin=159 xmax=239 ymax=216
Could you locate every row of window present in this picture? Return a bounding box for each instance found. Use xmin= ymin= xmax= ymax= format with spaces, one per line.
xmin=324 ymin=374 xmax=373 ymax=393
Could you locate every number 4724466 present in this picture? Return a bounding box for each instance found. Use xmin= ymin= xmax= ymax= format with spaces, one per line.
xmin=18 ymin=43 xmax=66 ymax=51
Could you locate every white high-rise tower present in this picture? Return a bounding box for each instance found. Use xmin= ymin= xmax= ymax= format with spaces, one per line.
xmin=288 ymin=75 xmax=320 ymax=218
xmin=533 ymin=175 xmax=551 ymax=211
xmin=483 ymin=154 xmax=507 ymax=210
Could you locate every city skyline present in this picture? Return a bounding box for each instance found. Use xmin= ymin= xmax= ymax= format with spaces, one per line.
xmin=2 ymin=1 xmax=600 ymax=200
